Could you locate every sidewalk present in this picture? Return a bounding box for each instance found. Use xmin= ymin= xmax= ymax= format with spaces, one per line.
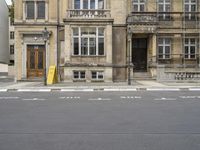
xmin=0 ymin=80 xmax=200 ymax=92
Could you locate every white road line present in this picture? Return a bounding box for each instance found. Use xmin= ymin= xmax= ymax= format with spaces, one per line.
xmin=147 ymin=88 xmax=180 ymax=91
xmin=22 ymin=98 xmax=46 ymax=101
xmin=104 ymin=89 xmax=137 ymax=91
xmin=120 ymin=96 xmax=142 ymax=99
xmin=61 ymin=89 xmax=94 ymax=92
xmin=189 ymin=88 xmax=200 ymax=91
xmin=0 ymin=89 xmax=7 ymax=92
xmin=0 ymin=97 xmax=19 ymax=99
xmin=88 ymin=98 xmax=111 ymax=101
xmin=59 ymin=97 xmax=80 ymax=99
xmin=179 ymin=96 xmax=200 ymax=99
xmin=154 ymin=98 xmax=176 ymax=101
xmin=18 ymin=89 xmax=51 ymax=92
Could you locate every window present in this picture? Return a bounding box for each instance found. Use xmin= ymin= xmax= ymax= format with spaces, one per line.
xmin=10 ymin=45 xmax=14 ymax=55
xmin=73 ymin=71 xmax=86 ymax=79
xmin=26 ymin=1 xmax=46 ymax=19
xmin=158 ymin=0 xmax=171 ymax=20
xmin=184 ymin=0 xmax=196 ymax=20
xmin=184 ymin=38 xmax=197 ymax=59
xmin=74 ymin=0 xmax=104 ymax=9
xmin=158 ymin=38 xmax=171 ymax=59
xmin=73 ymin=27 xmax=104 ymax=56
xmin=37 ymin=1 xmax=45 ymax=19
xmin=132 ymin=0 xmax=145 ymax=12
xmin=91 ymin=71 xmax=104 ymax=80
xmin=10 ymin=32 xmax=14 ymax=39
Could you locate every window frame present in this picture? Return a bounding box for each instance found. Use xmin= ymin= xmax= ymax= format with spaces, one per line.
xmin=158 ymin=0 xmax=171 ymax=20
xmin=184 ymin=38 xmax=197 ymax=59
xmin=72 ymin=27 xmax=105 ymax=56
xmin=132 ymin=0 xmax=146 ymax=12
xmin=10 ymin=32 xmax=14 ymax=39
xmin=91 ymin=71 xmax=104 ymax=80
xmin=74 ymin=0 xmax=104 ymax=10
xmin=10 ymin=45 xmax=14 ymax=55
xmin=184 ymin=0 xmax=197 ymax=20
xmin=73 ymin=71 xmax=86 ymax=80
xmin=158 ymin=38 xmax=171 ymax=59
xmin=25 ymin=0 xmax=46 ymax=20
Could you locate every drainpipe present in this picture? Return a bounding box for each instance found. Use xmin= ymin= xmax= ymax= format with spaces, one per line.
xmin=57 ymin=0 xmax=60 ymax=82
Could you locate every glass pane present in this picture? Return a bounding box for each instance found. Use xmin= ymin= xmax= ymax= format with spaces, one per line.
xmin=98 ymin=28 xmax=104 ymax=36
xmin=89 ymin=28 xmax=96 ymax=35
xmin=140 ymin=5 xmax=145 ymax=11
xmin=89 ymin=38 xmax=96 ymax=55
xmin=190 ymin=38 xmax=195 ymax=44
xmin=90 ymin=0 xmax=95 ymax=9
xmin=74 ymin=0 xmax=80 ymax=9
xmin=165 ymin=46 xmax=170 ymax=53
xmin=92 ymin=72 xmax=97 ymax=79
xmin=165 ymin=38 xmax=170 ymax=44
xmin=80 ymin=72 xmax=85 ymax=78
xmin=73 ymin=28 xmax=79 ymax=36
xmin=26 ymin=2 xmax=35 ymax=19
xmin=98 ymin=0 xmax=104 ymax=9
xmin=37 ymin=2 xmax=45 ymax=19
xmin=133 ymin=5 xmax=138 ymax=11
xmin=83 ymin=0 xmax=88 ymax=9
xmin=81 ymin=38 xmax=88 ymax=55
xmin=98 ymin=38 xmax=104 ymax=55
xmin=191 ymin=46 xmax=195 ymax=54
xmin=98 ymin=72 xmax=103 ymax=79
xmin=185 ymin=46 xmax=189 ymax=53
xmin=158 ymin=5 xmax=163 ymax=11
xmin=38 ymin=51 xmax=44 ymax=69
xmin=30 ymin=51 xmax=35 ymax=69
xmin=159 ymin=46 xmax=163 ymax=54
xmin=74 ymin=38 xmax=79 ymax=55
xmin=74 ymin=71 xmax=79 ymax=79
xmin=81 ymin=28 xmax=88 ymax=36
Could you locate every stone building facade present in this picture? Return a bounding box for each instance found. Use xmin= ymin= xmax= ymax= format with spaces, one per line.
xmin=0 ymin=0 xmax=9 ymax=64
xmin=14 ymin=0 xmax=200 ymax=82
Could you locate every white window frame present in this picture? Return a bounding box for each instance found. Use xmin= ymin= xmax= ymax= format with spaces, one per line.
xmin=72 ymin=27 xmax=105 ymax=56
xmin=74 ymin=0 xmax=104 ymax=9
xmin=184 ymin=0 xmax=196 ymax=20
xmin=184 ymin=38 xmax=197 ymax=59
xmin=25 ymin=0 xmax=47 ymax=20
xmin=158 ymin=38 xmax=171 ymax=59
xmin=132 ymin=0 xmax=146 ymax=12
xmin=91 ymin=71 xmax=104 ymax=80
xmin=158 ymin=0 xmax=171 ymax=20
xmin=73 ymin=71 xmax=86 ymax=80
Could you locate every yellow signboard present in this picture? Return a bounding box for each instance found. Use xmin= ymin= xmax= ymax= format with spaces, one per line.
xmin=47 ymin=65 xmax=58 ymax=85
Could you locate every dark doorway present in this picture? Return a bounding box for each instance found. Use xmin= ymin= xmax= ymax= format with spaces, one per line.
xmin=27 ymin=45 xmax=45 ymax=78
xmin=132 ymin=38 xmax=147 ymax=72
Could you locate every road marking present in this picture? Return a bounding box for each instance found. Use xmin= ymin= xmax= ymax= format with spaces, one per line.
xmin=189 ymin=88 xmax=200 ymax=91
xmin=22 ymin=98 xmax=46 ymax=101
xmin=154 ymin=97 xmax=176 ymax=101
xmin=104 ymin=89 xmax=137 ymax=91
xmin=179 ymin=96 xmax=200 ymax=99
xmin=0 ymin=97 xmax=19 ymax=99
xmin=0 ymin=89 xmax=7 ymax=92
xmin=59 ymin=97 xmax=80 ymax=99
xmin=147 ymin=88 xmax=180 ymax=91
xmin=120 ymin=96 xmax=141 ymax=99
xmin=61 ymin=89 xmax=94 ymax=92
xmin=88 ymin=98 xmax=111 ymax=101
xmin=18 ymin=89 xmax=51 ymax=92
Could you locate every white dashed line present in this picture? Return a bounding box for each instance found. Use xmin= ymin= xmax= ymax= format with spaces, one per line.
xmin=0 ymin=89 xmax=7 ymax=92
xmin=88 ymin=98 xmax=111 ymax=101
xmin=0 ymin=97 xmax=19 ymax=99
xmin=22 ymin=98 xmax=46 ymax=101
xmin=154 ymin=98 xmax=176 ymax=101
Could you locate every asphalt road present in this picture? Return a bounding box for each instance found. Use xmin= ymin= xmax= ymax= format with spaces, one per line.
xmin=0 ymin=91 xmax=200 ymax=150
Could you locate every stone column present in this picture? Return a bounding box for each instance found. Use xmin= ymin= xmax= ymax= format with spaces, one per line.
xmin=65 ymin=24 xmax=71 ymax=62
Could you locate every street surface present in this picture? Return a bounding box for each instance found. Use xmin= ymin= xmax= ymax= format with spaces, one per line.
xmin=0 ymin=91 xmax=200 ymax=150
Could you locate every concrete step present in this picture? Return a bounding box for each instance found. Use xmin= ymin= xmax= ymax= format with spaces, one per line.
xmin=132 ymin=72 xmax=153 ymax=80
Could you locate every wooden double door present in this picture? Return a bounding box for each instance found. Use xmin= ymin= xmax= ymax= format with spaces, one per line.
xmin=132 ymin=38 xmax=147 ymax=72
xmin=27 ymin=45 xmax=45 ymax=78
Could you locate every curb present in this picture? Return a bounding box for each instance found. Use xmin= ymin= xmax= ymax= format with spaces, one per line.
xmin=0 ymin=88 xmax=200 ymax=92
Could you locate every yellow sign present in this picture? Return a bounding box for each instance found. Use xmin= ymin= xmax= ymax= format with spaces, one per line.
xmin=47 ymin=65 xmax=58 ymax=85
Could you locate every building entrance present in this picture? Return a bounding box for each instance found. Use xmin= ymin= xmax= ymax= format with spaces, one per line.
xmin=27 ymin=45 xmax=45 ymax=78
xmin=132 ymin=38 xmax=147 ymax=72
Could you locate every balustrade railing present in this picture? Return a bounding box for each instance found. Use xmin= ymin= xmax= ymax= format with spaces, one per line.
xmin=67 ymin=9 xmax=111 ymax=18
